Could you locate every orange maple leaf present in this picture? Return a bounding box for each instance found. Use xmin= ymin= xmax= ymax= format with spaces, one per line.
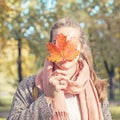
xmin=47 ymin=33 xmax=80 ymax=62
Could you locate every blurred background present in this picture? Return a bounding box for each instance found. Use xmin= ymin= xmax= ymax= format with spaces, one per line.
xmin=0 ymin=0 xmax=120 ymax=120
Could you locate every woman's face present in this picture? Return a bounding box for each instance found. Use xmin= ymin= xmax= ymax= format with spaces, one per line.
xmin=52 ymin=27 xmax=82 ymax=70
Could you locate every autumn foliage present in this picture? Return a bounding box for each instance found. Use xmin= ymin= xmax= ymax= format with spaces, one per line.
xmin=47 ymin=33 xmax=80 ymax=62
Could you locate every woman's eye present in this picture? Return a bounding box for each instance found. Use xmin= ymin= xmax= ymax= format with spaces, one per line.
xmin=53 ymin=40 xmax=56 ymax=44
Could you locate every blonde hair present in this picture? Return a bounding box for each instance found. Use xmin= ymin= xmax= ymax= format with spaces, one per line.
xmin=50 ymin=18 xmax=108 ymax=102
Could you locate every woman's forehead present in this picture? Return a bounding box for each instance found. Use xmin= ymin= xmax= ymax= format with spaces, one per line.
xmin=52 ymin=27 xmax=80 ymax=40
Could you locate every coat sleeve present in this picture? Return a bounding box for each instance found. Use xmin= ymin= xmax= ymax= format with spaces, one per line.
xmin=7 ymin=76 xmax=52 ymax=120
xmin=102 ymin=97 xmax=112 ymax=120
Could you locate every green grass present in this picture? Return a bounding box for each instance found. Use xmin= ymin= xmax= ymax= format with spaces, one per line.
xmin=114 ymin=88 xmax=120 ymax=100
xmin=0 ymin=96 xmax=13 ymax=112
xmin=110 ymin=105 xmax=120 ymax=120
xmin=0 ymin=96 xmax=12 ymax=120
xmin=0 ymin=118 xmax=6 ymax=120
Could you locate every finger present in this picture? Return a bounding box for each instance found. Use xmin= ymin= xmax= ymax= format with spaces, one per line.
xmin=53 ymin=69 xmax=67 ymax=76
xmin=59 ymin=80 xmax=67 ymax=86
xmin=49 ymin=80 xmax=67 ymax=93
xmin=66 ymin=86 xmax=81 ymax=94
xmin=44 ymin=59 xmax=53 ymax=72
xmin=55 ymin=84 xmax=67 ymax=91
xmin=56 ymin=75 xmax=69 ymax=81
xmin=49 ymin=75 xmax=69 ymax=84
xmin=67 ymin=80 xmax=80 ymax=87
xmin=49 ymin=79 xmax=59 ymax=86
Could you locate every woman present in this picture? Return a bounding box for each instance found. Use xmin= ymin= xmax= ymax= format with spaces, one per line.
xmin=7 ymin=18 xmax=112 ymax=120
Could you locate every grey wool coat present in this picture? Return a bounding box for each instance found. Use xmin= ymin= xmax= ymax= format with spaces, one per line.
xmin=7 ymin=75 xmax=112 ymax=120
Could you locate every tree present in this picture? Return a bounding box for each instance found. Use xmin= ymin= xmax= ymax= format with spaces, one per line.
xmin=1 ymin=0 xmax=120 ymax=97
xmin=1 ymin=0 xmax=55 ymax=81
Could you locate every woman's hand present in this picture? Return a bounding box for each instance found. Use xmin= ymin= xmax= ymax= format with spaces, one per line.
xmin=41 ymin=60 xmax=69 ymax=100
xmin=45 ymin=69 xmax=68 ymax=98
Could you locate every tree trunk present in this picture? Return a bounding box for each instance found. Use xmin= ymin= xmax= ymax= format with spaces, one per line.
xmin=104 ymin=60 xmax=115 ymax=100
xmin=109 ymin=75 xmax=114 ymax=100
xmin=17 ymin=38 xmax=22 ymax=82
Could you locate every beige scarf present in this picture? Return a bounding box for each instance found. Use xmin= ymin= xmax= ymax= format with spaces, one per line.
xmin=35 ymin=59 xmax=103 ymax=120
